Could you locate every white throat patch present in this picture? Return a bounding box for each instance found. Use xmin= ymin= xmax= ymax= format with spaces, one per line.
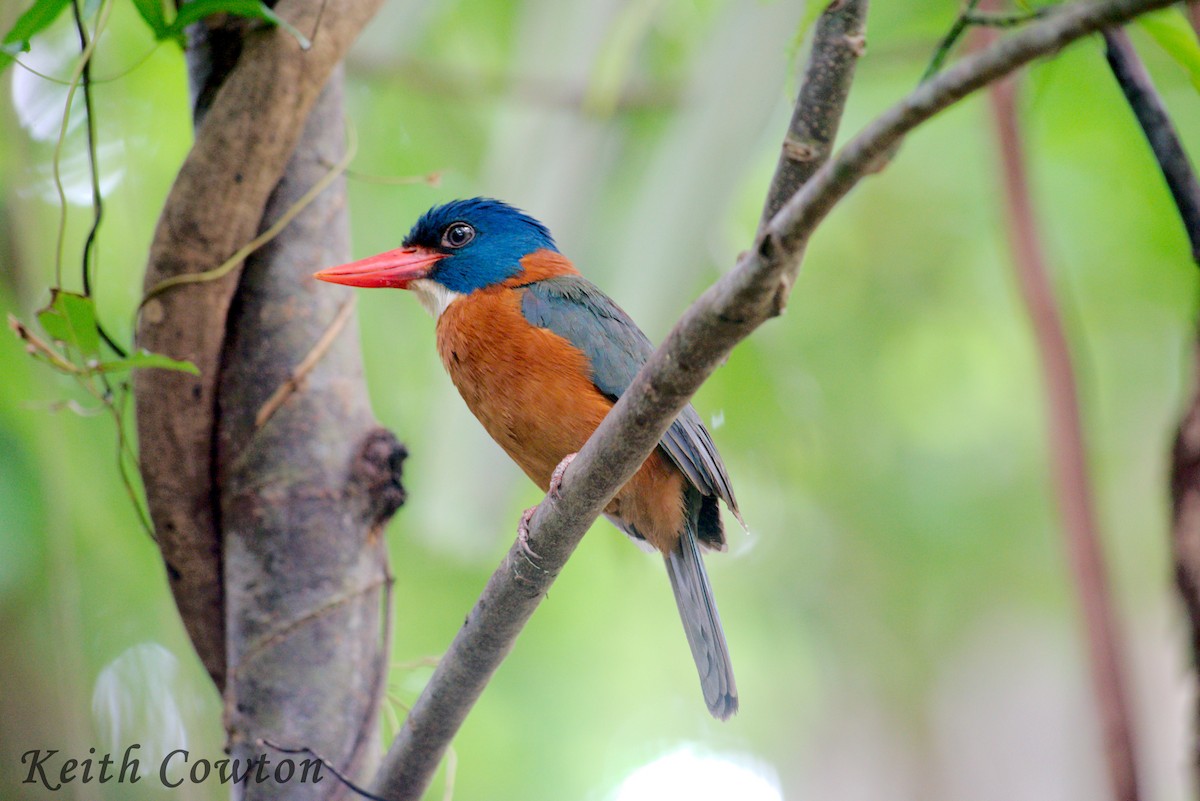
xmin=408 ymin=278 xmax=464 ymax=318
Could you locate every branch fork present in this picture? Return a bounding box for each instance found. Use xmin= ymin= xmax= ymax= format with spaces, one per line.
xmin=368 ymin=2 xmax=1180 ymax=799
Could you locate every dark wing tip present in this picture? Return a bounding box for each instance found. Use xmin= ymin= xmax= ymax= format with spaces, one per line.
xmin=708 ymin=692 xmax=739 ymax=721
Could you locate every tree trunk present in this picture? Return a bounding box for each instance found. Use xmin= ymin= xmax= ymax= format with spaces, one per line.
xmin=134 ymin=4 xmax=401 ymax=798
xmin=218 ymin=73 xmax=402 ymax=800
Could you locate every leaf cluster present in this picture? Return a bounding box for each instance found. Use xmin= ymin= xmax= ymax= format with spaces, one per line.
xmin=0 ymin=0 xmax=309 ymax=73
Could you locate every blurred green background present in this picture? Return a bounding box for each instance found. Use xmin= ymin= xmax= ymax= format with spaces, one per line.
xmin=2 ymin=1 xmax=1199 ymax=799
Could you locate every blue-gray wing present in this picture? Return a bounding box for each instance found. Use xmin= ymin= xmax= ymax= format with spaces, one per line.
xmin=520 ymin=275 xmax=739 ymax=518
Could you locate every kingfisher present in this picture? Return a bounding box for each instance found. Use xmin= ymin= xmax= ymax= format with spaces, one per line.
xmin=314 ymin=198 xmax=741 ymax=719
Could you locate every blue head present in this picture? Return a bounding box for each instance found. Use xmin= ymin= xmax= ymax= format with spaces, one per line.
xmin=402 ymin=198 xmax=558 ymax=293
xmin=314 ymin=197 xmax=560 ymax=310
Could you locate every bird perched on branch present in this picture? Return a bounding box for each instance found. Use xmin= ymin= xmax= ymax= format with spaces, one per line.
xmin=315 ymin=198 xmax=742 ymax=719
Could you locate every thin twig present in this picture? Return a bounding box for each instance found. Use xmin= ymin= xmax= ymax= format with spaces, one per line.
xmin=341 ymin=167 xmax=442 ymax=187
xmin=1102 ymin=27 xmax=1200 ymax=262
xmin=381 ymin=690 xmax=405 ymax=739
xmin=964 ymin=9 xmax=1050 ymax=28
xmin=259 ymin=740 xmax=393 ymax=801
xmin=72 ymin=0 xmax=102 ymax=300
xmin=986 ymin=47 xmax=1140 ymax=801
xmin=229 ymin=575 xmax=390 ymax=680
xmin=111 ymin=385 xmax=155 ymax=538
xmin=923 ymin=3 xmax=1051 ymax=80
xmin=923 ymin=0 xmax=983 ymax=82
xmin=391 ymin=656 xmax=441 ymax=670
xmin=9 ymin=315 xmax=81 ymax=373
xmin=11 ymin=43 xmax=161 ymax=85
xmin=68 ymin=0 xmax=129 ymax=360
xmin=255 ymin=296 xmax=356 ymax=428
xmin=139 ymin=122 xmax=359 ymax=307
xmin=759 ymin=0 xmax=869 ymax=229
xmin=51 ymin=0 xmax=113 ymax=288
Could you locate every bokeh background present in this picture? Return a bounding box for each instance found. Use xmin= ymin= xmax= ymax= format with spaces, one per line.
xmin=2 ymin=1 xmax=1199 ymax=799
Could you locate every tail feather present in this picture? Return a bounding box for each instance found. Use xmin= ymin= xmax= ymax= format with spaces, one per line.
xmin=664 ymin=508 xmax=738 ymax=720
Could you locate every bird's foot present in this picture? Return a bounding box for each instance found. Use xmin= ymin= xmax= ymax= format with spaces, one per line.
xmin=548 ymin=452 xmax=577 ymax=499
xmin=517 ymin=506 xmax=541 ymax=561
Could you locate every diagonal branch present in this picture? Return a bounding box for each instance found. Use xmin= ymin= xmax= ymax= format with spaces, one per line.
xmin=1101 ymin=6 xmax=1200 ymax=779
xmin=759 ymin=0 xmax=868 ymax=227
xmin=1103 ymin=27 xmax=1200 ymax=262
xmin=370 ymin=0 xmax=1177 ymax=798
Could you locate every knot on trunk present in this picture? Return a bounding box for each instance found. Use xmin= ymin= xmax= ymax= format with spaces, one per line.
xmin=352 ymin=427 xmax=408 ymax=532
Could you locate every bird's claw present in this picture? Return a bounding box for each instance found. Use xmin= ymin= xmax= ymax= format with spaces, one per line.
xmin=515 ymin=452 xmax=576 ymax=566
xmin=518 ymin=506 xmax=541 ymax=561
xmin=548 ymin=452 xmax=577 ymax=499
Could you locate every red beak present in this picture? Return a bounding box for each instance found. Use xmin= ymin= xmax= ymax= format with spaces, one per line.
xmin=313 ymin=247 xmax=444 ymax=289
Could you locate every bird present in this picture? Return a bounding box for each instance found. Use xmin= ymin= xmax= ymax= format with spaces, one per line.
xmin=314 ymin=198 xmax=742 ymax=719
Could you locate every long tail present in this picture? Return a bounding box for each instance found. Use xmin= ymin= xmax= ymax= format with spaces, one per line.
xmin=664 ymin=509 xmax=738 ymax=720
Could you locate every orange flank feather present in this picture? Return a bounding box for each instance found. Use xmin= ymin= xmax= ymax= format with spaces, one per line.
xmin=315 ymin=199 xmax=739 ymax=719
xmin=503 ymin=248 xmax=580 ymax=286
xmin=436 ymin=261 xmax=687 ymax=554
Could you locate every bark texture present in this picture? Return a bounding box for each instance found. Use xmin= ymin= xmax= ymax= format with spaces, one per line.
xmin=134 ymin=3 xmax=402 ymax=799
xmin=1174 ymin=349 xmax=1200 ymax=776
xmin=760 ymin=0 xmax=868 ymax=227
xmin=134 ymin=0 xmax=385 ymax=690
xmin=218 ymin=75 xmax=404 ymax=801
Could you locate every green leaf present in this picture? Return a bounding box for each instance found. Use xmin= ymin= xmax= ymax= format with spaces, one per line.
xmin=0 ymin=0 xmax=72 ymax=72
xmin=98 ymin=349 xmax=200 ymax=375
xmin=1137 ymin=9 xmax=1200 ymax=94
xmin=36 ymin=289 xmax=100 ymax=360
xmin=130 ymin=0 xmax=169 ymax=38
xmin=164 ymin=0 xmax=311 ymax=49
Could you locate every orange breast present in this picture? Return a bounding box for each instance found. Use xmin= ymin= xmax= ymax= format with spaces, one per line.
xmin=435 ymin=286 xmax=684 ymax=552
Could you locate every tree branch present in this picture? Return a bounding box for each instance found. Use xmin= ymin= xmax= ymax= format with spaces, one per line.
xmin=1172 ymin=346 xmax=1200 ymax=778
xmin=987 ymin=62 xmax=1140 ymax=801
xmin=217 ymin=73 xmax=405 ymax=800
xmin=370 ymin=0 xmax=1177 ymax=798
xmin=1098 ymin=4 xmax=1200 ymax=780
xmin=134 ymin=0 xmax=384 ymax=688
xmin=759 ymin=0 xmax=868 ymax=227
xmin=1102 ymin=27 xmax=1200 ymax=262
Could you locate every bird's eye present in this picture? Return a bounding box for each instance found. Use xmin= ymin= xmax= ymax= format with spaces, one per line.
xmin=442 ymin=222 xmax=475 ymax=249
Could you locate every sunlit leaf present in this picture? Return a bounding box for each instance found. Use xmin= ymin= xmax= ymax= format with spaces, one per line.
xmin=0 ymin=0 xmax=71 ymax=72
xmin=130 ymin=0 xmax=169 ymax=38
xmin=36 ymin=289 xmax=100 ymax=360
xmin=164 ymin=0 xmax=311 ymax=49
xmin=97 ymin=349 xmax=200 ymax=375
xmin=1137 ymin=9 xmax=1200 ymax=93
